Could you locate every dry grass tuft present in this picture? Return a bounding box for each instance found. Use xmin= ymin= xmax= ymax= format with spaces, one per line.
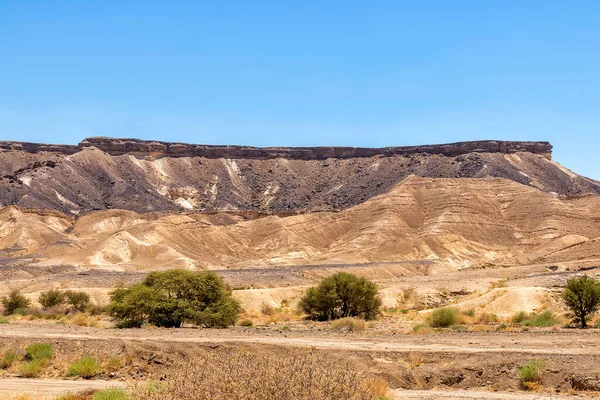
xmin=330 ymin=317 xmax=367 ymax=332
xmin=129 ymin=348 xmax=388 ymax=400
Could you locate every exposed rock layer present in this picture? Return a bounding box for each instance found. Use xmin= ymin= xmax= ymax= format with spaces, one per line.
xmin=2 ymin=138 xmax=553 ymax=160
xmin=78 ymin=137 xmax=554 ymax=160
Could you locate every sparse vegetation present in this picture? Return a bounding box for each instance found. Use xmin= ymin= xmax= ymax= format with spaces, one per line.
xmin=330 ymin=317 xmax=366 ymax=332
xmin=68 ymin=356 xmax=100 ymax=378
xmin=39 ymin=289 xmax=67 ymax=309
xmin=238 ymin=319 xmax=253 ymax=327
xmin=108 ymin=269 xmax=241 ymax=328
xmin=0 ymin=317 xmax=8 ymax=324
xmin=260 ymin=302 xmax=275 ymax=316
xmin=518 ymin=360 xmax=545 ymax=389
xmin=25 ymin=342 xmax=53 ymax=361
xmin=128 ymin=348 xmax=388 ymax=400
xmin=2 ymin=289 xmax=31 ymax=315
xmin=562 ymin=275 xmax=600 ymax=328
xmin=299 ymin=273 xmax=381 ymax=321
xmin=20 ymin=359 xmax=45 ymax=378
xmin=1 ymin=350 xmax=19 ymax=369
xmin=511 ymin=311 xmax=528 ymax=324
xmin=92 ymin=388 xmax=128 ymax=400
xmin=429 ymin=307 xmax=458 ymax=328
xmin=461 ymin=309 xmax=475 ymax=317
xmin=65 ymin=290 xmax=91 ymax=312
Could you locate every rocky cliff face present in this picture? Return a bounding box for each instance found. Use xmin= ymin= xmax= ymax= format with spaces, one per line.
xmin=78 ymin=137 xmax=554 ymax=160
xmin=0 ymin=137 xmax=596 ymax=215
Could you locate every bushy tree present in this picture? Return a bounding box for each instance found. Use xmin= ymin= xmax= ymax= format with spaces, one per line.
xmin=299 ymin=273 xmax=381 ymax=321
xmin=562 ymin=275 xmax=600 ymax=328
xmin=108 ymin=270 xmax=241 ymax=328
xmin=38 ymin=289 xmax=66 ymax=309
xmin=1 ymin=289 xmax=31 ymax=315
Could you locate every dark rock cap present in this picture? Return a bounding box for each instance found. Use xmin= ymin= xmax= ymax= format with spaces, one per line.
xmin=0 ymin=137 xmax=553 ymax=160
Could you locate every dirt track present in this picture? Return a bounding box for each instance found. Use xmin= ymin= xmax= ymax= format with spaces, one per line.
xmin=0 ymin=378 xmax=125 ymax=399
xmin=1 ymin=324 xmax=599 ymax=356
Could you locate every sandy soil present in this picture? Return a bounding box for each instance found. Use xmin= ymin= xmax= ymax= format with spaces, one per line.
xmin=391 ymin=389 xmax=590 ymax=399
xmin=0 ymin=378 xmax=125 ymax=399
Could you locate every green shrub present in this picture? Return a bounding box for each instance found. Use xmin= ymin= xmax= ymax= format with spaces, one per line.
xmin=511 ymin=311 xmax=528 ymax=324
xmin=238 ymin=319 xmax=253 ymax=327
xmin=1 ymin=351 xmax=18 ymax=369
xmin=518 ymin=360 xmax=545 ymax=383
xmin=330 ymin=317 xmax=366 ymax=332
xmin=0 ymin=317 xmax=8 ymax=324
xmin=39 ymin=289 xmax=66 ymax=309
xmin=68 ymin=356 xmax=100 ymax=378
xmin=65 ymin=291 xmax=91 ymax=312
xmin=461 ymin=309 xmax=475 ymax=317
xmin=13 ymin=307 xmax=28 ymax=316
xmin=25 ymin=342 xmax=53 ymax=361
xmin=521 ymin=311 xmax=559 ymax=327
xmin=299 ymin=272 xmax=381 ymax=321
xmin=412 ymin=323 xmax=432 ymax=333
xmin=562 ymin=275 xmax=600 ymax=328
xmin=20 ymin=359 xmax=45 ymax=377
xmin=92 ymin=388 xmax=128 ymax=400
xmin=2 ymin=289 xmax=31 ymax=315
xmin=108 ymin=270 xmax=241 ymax=328
xmin=429 ymin=307 xmax=458 ymax=328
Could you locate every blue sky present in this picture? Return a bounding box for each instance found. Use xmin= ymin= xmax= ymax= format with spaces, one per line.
xmin=1 ymin=1 xmax=599 ymax=178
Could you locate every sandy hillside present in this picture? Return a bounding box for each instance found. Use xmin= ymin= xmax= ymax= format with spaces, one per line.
xmin=0 ymin=176 xmax=599 ymax=271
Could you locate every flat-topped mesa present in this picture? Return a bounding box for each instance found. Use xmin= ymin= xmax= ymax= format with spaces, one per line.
xmin=0 ymin=141 xmax=79 ymax=154
xmin=78 ymin=137 xmax=553 ymax=160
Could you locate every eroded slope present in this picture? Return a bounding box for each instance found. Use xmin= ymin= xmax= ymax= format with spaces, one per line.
xmin=1 ymin=176 xmax=599 ymax=270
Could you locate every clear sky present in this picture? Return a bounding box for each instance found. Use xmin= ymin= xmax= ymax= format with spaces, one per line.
xmin=1 ymin=1 xmax=599 ymax=178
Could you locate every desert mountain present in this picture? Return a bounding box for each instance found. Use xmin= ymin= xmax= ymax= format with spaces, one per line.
xmin=1 ymin=137 xmax=599 ymax=215
xmin=1 ymin=175 xmax=600 ymax=271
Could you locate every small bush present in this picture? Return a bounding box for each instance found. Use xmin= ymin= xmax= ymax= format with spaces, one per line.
xmin=20 ymin=359 xmax=45 ymax=378
xmin=261 ymin=303 xmax=276 ymax=316
xmin=65 ymin=291 xmax=91 ymax=312
xmin=13 ymin=307 xmax=28 ymax=316
xmin=2 ymin=289 xmax=31 ymax=315
xmin=518 ymin=360 xmax=545 ymax=385
xmin=0 ymin=317 xmax=8 ymax=324
xmin=330 ymin=317 xmax=366 ymax=332
xmin=521 ymin=311 xmax=559 ymax=327
xmin=511 ymin=311 xmax=528 ymax=324
xmin=238 ymin=319 xmax=253 ymax=327
xmin=476 ymin=312 xmax=498 ymax=324
xmin=1 ymin=351 xmax=19 ymax=369
xmin=57 ymin=390 xmax=96 ymax=400
xmin=461 ymin=309 xmax=475 ymax=317
xmin=106 ymin=357 xmax=122 ymax=371
xmin=68 ymin=356 xmax=100 ymax=378
xmin=39 ymin=289 xmax=66 ymax=309
xmin=25 ymin=342 xmax=53 ymax=361
xmin=92 ymin=388 xmax=128 ymax=400
xmin=412 ymin=323 xmax=434 ymax=334
xmin=429 ymin=307 xmax=458 ymax=328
